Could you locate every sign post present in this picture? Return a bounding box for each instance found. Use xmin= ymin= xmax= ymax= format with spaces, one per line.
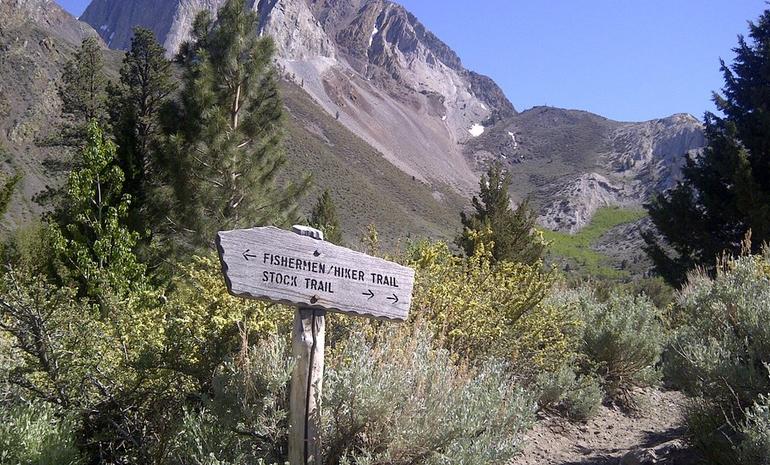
xmin=216 ymin=225 xmax=415 ymax=465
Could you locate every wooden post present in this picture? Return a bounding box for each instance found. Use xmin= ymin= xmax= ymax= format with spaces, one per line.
xmin=290 ymin=307 xmax=325 ymax=465
xmin=290 ymin=225 xmax=325 ymax=465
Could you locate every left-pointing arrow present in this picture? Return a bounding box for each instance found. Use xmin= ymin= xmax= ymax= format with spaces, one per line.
xmin=243 ymin=249 xmax=258 ymax=261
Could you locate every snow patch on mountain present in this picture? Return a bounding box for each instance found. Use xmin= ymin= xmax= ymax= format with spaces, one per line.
xmin=469 ymin=124 xmax=485 ymax=137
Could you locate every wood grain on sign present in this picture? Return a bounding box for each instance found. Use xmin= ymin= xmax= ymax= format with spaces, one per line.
xmin=217 ymin=227 xmax=415 ymax=320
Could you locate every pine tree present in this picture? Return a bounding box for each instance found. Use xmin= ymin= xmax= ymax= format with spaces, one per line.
xmin=458 ymin=163 xmax=545 ymax=265
xmin=59 ymin=37 xmax=106 ymax=133
xmin=159 ymin=0 xmax=308 ymax=248
xmin=644 ymin=9 xmax=770 ymax=285
xmin=309 ymin=189 xmax=343 ymax=245
xmin=0 ymin=173 xmax=21 ymax=219
xmin=109 ymin=28 xmax=176 ymax=232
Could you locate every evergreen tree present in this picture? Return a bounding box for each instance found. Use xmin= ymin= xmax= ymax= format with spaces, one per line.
xmin=0 ymin=171 xmax=21 ymax=219
xmin=109 ymin=28 xmax=176 ymax=232
xmin=59 ymin=37 xmax=106 ymax=134
xmin=159 ymin=0 xmax=307 ymax=248
xmin=458 ymin=163 xmax=545 ymax=265
xmin=644 ymin=9 xmax=770 ymax=285
xmin=309 ymin=189 xmax=343 ymax=245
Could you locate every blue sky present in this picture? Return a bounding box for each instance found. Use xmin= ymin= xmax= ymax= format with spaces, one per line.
xmin=57 ymin=0 xmax=766 ymax=122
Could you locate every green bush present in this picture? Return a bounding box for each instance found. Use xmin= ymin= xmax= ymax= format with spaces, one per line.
xmin=665 ymin=254 xmax=770 ymax=407
xmin=684 ymin=398 xmax=742 ymax=465
xmin=165 ymin=334 xmax=292 ymax=465
xmin=406 ymin=237 xmax=554 ymax=361
xmin=527 ymin=286 xmax=663 ymax=416
xmin=534 ymin=365 xmax=602 ymax=421
xmin=564 ymin=375 xmax=604 ymax=421
xmin=511 ymin=287 xmax=584 ymax=376
xmin=322 ymin=323 xmax=535 ymax=465
xmin=0 ymin=401 xmax=82 ymax=465
xmin=166 ymin=324 xmax=535 ymax=465
xmin=581 ymin=291 xmax=663 ymax=398
xmin=664 ymin=252 xmax=770 ymax=463
xmin=738 ymin=394 xmax=770 ymax=465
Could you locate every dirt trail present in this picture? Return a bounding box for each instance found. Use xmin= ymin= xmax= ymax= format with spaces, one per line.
xmin=511 ymin=390 xmax=702 ymax=465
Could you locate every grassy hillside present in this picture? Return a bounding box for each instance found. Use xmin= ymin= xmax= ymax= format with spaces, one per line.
xmin=541 ymin=207 xmax=648 ymax=279
xmin=279 ymin=80 xmax=465 ymax=248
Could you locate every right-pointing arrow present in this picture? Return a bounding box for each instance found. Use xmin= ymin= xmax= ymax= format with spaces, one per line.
xmin=386 ymin=294 xmax=399 ymax=304
xmin=363 ymin=289 xmax=375 ymax=300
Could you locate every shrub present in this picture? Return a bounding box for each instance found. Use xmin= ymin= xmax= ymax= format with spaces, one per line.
xmin=516 ymin=286 xmax=585 ymax=374
xmin=406 ymin=236 xmax=554 ymax=360
xmin=166 ymin=324 xmax=535 ymax=465
xmin=581 ymin=291 xmax=664 ymax=398
xmin=0 ymin=401 xmax=82 ymax=465
xmin=684 ymin=399 xmax=742 ymax=465
xmin=161 ymin=255 xmax=293 ymax=386
xmin=665 ymin=254 xmax=770 ymax=408
xmin=165 ymin=333 xmax=292 ymax=465
xmin=738 ymin=395 xmax=770 ymax=465
xmin=0 ymin=331 xmax=18 ymax=405
xmin=530 ymin=286 xmax=663 ymax=410
xmin=534 ymin=365 xmax=602 ymax=421
xmin=322 ymin=323 xmax=535 ymax=465
xmin=664 ymin=251 xmax=770 ymax=462
xmin=564 ymin=375 xmax=604 ymax=421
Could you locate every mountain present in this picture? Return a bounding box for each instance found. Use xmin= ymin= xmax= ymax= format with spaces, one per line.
xmin=0 ymin=0 xmax=111 ymax=229
xmin=0 ymin=0 xmax=464 ymax=246
xmin=82 ymin=0 xmax=514 ymax=194
xmin=465 ymin=108 xmax=705 ymax=232
xmin=80 ymin=0 xmax=706 ymax=235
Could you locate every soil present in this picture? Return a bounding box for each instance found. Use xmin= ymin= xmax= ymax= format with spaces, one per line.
xmin=511 ymin=389 xmax=704 ymax=465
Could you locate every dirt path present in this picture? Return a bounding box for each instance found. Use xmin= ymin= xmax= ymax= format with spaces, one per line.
xmin=511 ymin=390 xmax=702 ymax=465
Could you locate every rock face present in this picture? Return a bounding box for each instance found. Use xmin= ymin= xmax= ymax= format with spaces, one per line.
xmin=81 ymin=0 xmax=514 ymax=193
xmin=465 ymin=108 xmax=704 ymax=232
xmin=1 ymin=0 xmax=97 ymax=44
xmin=79 ymin=0 xmax=706 ymax=232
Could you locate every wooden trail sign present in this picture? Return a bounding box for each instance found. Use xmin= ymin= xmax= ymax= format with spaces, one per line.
xmin=217 ymin=225 xmax=415 ymax=465
xmin=217 ymin=226 xmax=415 ymax=320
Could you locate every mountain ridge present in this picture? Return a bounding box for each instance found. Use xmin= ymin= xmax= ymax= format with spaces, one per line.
xmin=78 ymin=0 xmax=706 ymax=232
xmin=81 ymin=0 xmax=515 ymax=194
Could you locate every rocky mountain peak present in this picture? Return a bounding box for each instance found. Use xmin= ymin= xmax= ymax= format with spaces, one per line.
xmin=80 ymin=0 xmax=515 ymax=192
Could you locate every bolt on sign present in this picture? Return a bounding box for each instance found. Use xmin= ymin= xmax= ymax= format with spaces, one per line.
xmin=217 ymin=225 xmax=415 ymax=465
xmin=217 ymin=226 xmax=414 ymax=320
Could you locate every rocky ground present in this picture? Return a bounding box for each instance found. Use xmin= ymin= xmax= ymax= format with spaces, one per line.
xmin=512 ymin=389 xmax=703 ymax=465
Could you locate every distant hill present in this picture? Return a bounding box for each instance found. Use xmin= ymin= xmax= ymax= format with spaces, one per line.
xmin=465 ymin=107 xmax=704 ymax=232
